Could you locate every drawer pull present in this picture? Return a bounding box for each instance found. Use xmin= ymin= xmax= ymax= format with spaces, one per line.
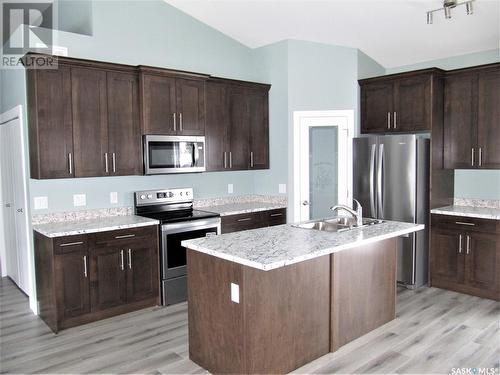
xmin=237 ymin=218 xmax=252 ymax=222
xmin=114 ymin=234 xmax=136 ymax=239
xmin=270 ymin=213 xmax=283 ymax=217
xmin=455 ymin=221 xmax=475 ymax=226
xmin=59 ymin=241 xmax=84 ymax=247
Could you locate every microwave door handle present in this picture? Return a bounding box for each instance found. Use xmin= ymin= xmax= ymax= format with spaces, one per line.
xmin=192 ymin=143 xmax=198 ymax=166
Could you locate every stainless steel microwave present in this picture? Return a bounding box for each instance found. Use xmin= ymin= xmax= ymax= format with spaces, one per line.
xmin=143 ymin=135 xmax=206 ymax=174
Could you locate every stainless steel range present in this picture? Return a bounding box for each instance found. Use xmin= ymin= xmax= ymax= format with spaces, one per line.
xmin=135 ymin=188 xmax=220 ymax=305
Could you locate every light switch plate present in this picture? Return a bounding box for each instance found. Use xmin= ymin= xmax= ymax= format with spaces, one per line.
xmin=228 ymin=184 xmax=234 ymax=194
xmin=33 ymin=196 xmax=48 ymax=210
xmin=73 ymin=194 xmax=86 ymax=207
xmin=230 ymin=283 xmax=239 ymax=303
xmin=110 ymin=192 xmax=118 ymax=204
xmin=279 ymin=184 xmax=287 ymax=194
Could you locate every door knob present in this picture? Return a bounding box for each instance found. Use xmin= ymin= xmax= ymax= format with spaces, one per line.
xmin=17 ymin=208 xmax=23 ymax=213
xmin=302 ymin=200 xmax=310 ymax=206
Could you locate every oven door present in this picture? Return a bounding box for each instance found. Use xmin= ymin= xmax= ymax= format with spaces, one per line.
xmin=144 ymin=135 xmax=205 ymax=174
xmin=161 ymin=218 xmax=221 ymax=280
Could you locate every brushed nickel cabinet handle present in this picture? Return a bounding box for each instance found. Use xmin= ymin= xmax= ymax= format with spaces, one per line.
xmin=466 ymin=235 xmax=471 ymax=255
xmin=479 ymin=147 xmax=482 ymax=167
xmin=224 ymin=152 xmax=227 ymax=169
xmin=471 ymin=148 xmax=475 ymax=166
xmin=112 ymin=153 xmax=116 ymax=173
xmin=455 ymin=221 xmax=475 ymax=226
xmin=179 ymin=113 xmax=183 ymax=132
xmin=128 ymin=249 xmax=132 ymax=269
xmin=229 ymin=152 xmax=232 ymax=169
xmin=173 ymin=113 xmax=177 ymax=132
xmin=120 ymin=250 xmax=124 ymax=270
xmin=393 ymin=111 xmax=397 ymax=129
xmin=68 ymin=153 xmax=73 ymax=175
xmin=83 ymin=255 xmax=88 ymax=277
xmin=59 ymin=241 xmax=84 ymax=247
xmin=270 ymin=213 xmax=283 ymax=217
xmin=115 ymin=234 xmax=136 ymax=239
xmin=105 ymin=153 xmax=109 ymax=173
xmin=458 ymin=234 xmax=462 ymax=254
xmin=387 ymin=112 xmax=391 ymax=129
xmin=237 ymin=217 xmax=252 ymax=222
xmin=250 ymin=151 xmax=254 ymax=168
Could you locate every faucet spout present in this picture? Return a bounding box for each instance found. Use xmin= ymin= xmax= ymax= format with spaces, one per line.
xmin=330 ymin=199 xmax=363 ymax=227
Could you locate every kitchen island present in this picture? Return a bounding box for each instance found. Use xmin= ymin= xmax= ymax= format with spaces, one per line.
xmin=182 ymin=220 xmax=424 ymax=374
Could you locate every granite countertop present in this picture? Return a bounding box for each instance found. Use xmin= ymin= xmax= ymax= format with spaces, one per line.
xmin=201 ymin=201 xmax=287 ymax=216
xmin=182 ymin=221 xmax=424 ymax=271
xmin=33 ymin=215 xmax=159 ymax=238
xmin=430 ymin=206 xmax=500 ymax=220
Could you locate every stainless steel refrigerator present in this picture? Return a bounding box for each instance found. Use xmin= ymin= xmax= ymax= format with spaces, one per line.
xmin=353 ymin=134 xmax=430 ymax=288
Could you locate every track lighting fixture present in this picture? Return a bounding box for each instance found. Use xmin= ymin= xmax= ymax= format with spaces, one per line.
xmin=426 ymin=0 xmax=474 ymax=24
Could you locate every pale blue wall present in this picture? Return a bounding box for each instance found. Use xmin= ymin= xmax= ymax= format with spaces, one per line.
xmin=386 ymin=49 xmax=500 ymax=200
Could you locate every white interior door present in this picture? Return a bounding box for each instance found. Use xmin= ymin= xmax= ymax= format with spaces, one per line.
xmin=0 ymin=106 xmax=31 ymax=295
xmin=294 ymin=111 xmax=353 ymax=222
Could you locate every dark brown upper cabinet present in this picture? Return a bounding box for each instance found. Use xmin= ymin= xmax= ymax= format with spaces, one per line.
xmin=26 ymin=55 xmax=142 ymax=179
xmin=359 ymin=69 xmax=444 ymax=134
xmin=139 ymin=67 xmax=208 ymax=136
xmin=26 ymin=66 xmax=74 ymax=179
xmin=444 ymin=64 xmax=500 ymax=169
xmin=205 ymin=79 xmax=270 ymax=172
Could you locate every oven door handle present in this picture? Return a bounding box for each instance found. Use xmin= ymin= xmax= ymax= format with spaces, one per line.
xmin=161 ymin=218 xmax=222 ymax=235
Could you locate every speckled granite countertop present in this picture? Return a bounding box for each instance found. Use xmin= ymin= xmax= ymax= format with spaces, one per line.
xmin=201 ymin=202 xmax=287 ymax=216
xmin=33 ymin=215 xmax=159 ymax=238
xmin=182 ymin=221 xmax=424 ymax=271
xmin=430 ymin=206 xmax=500 ymax=220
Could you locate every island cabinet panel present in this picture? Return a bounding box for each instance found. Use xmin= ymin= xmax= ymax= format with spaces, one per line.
xmin=187 ymin=250 xmax=330 ymax=375
xmin=34 ymin=226 xmax=159 ymax=333
xmin=330 ymin=238 xmax=397 ymax=351
xmin=430 ymin=214 xmax=500 ymax=300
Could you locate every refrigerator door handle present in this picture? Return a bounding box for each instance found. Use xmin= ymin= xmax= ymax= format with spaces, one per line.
xmin=369 ymin=144 xmax=376 ymax=217
xmin=377 ymin=143 xmax=384 ymax=218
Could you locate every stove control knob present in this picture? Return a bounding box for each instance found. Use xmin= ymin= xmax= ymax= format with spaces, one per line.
xmin=180 ymin=192 xmax=183 ymax=196
xmin=168 ymin=192 xmax=174 ymax=198
xmin=186 ymin=191 xmax=190 ymax=196
xmin=140 ymin=194 xmax=146 ymax=200
xmin=147 ymin=194 xmax=153 ymax=199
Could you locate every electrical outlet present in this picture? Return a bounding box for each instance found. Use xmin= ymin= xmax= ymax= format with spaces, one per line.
xmin=279 ymin=184 xmax=287 ymax=194
xmin=33 ymin=196 xmax=48 ymax=210
xmin=228 ymin=184 xmax=234 ymax=194
xmin=73 ymin=194 xmax=86 ymax=207
xmin=231 ymin=283 xmax=239 ymax=303
xmin=110 ymin=192 xmax=118 ymax=204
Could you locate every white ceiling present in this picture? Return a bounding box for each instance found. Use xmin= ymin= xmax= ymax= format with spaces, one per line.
xmin=164 ymin=0 xmax=500 ymax=68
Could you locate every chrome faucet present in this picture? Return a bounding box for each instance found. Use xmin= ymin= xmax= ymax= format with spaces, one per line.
xmin=330 ymin=199 xmax=363 ymax=227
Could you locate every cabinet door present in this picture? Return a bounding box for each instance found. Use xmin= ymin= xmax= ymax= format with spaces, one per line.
xmin=248 ymin=88 xmax=269 ymax=169
xmin=477 ymin=68 xmax=500 ymax=169
xmin=90 ymin=247 xmax=127 ymax=311
xmin=205 ymin=82 xmax=229 ymax=171
xmin=71 ymin=67 xmax=109 ymax=177
xmin=107 ymin=72 xmax=142 ymax=176
xmin=54 ymin=250 xmax=90 ymax=320
xmin=431 ymin=228 xmax=464 ymax=284
xmin=465 ymin=232 xmax=500 ymax=295
xmin=176 ymin=79 xmax=205 ymax=136
xmin=126 ymin=241 xmax=159 ymax=303
xmin=28 ymin=67 xmax=73 ymax=179
xmin=228 ymin=87 xmax=250 ymax=170
xmin=360 ymin=82 xmax=394 ymax=133
xmin=443 ymin=73 xmax=477 ymax=169
xmin=393 ymin=75 xmax=431 ymax=132
xmin=141 ymin=74 xmax=177 ymax=135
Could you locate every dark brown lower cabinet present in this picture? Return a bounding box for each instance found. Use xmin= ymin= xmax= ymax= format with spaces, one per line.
xmin=35 ymin=226 xmax=159 ymax=333
xmin=430 ymin=214 xmax=500 ymax=300
xmin=221 ymin=208 xmax=286 ymax=234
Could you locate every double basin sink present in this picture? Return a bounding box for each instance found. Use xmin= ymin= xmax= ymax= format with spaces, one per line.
xmin=293 ymin=216 xmax=384 ymax=233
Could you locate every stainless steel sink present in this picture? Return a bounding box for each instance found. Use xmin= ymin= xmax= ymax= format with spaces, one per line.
xmin=293 ymin=217 xmax=383 ymax=232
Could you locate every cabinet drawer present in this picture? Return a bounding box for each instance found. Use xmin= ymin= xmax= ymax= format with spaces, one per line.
xmin=54 ymin=235 xmax=88 ymax=254
xmin=94 ymin=226 xmax=158 ymax=245
xmin=431 ymin=214 xmax=499 ymax=234
xmin=261 ymin=208 xmax=286 ymax=227
xmin=221 ymin=212 xmax=261 ymax=234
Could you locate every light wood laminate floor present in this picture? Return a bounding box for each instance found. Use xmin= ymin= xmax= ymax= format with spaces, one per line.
xmin=1 ymin=277 xmax=499 ymax=374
